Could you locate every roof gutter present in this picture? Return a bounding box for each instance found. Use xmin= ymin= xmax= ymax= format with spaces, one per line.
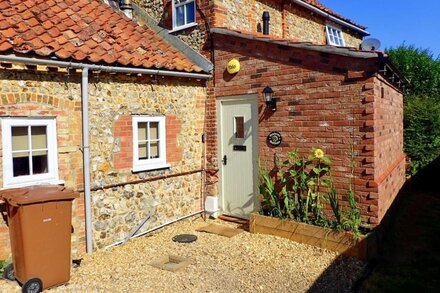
xmin=0 ymin=54 xmax=210 ymax=255
xmin=0 ymin=55 xmax=212 ymax=79
xmin=210 ymin=28 xmax=377 ymax=59
xmin=291 ymin=0 xmax=370 ymax=36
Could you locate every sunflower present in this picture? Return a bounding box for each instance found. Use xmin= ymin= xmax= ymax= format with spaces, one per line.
xmin=314 ymin=148 xmax=324 ymax=159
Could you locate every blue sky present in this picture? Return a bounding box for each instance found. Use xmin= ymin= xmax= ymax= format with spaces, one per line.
xmin=319 ymin=0 xmax=440 ymax=58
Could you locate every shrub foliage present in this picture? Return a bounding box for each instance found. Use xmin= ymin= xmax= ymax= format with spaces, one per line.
xmin=259 ymin=148 xmax=361 ymax=238
xmin=387 ymin=45 xmax=440 ymax=174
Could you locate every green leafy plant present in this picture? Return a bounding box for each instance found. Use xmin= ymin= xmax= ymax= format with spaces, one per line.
xmin=326 ymin=180 xmax=343 ymax=230
xmin=259 ymin=148 xmax=331 ymax=225
xmin=403 ymin=95 xmax=440 ymax=174
xmin=259 ymin=147 xmax=362 ymax=237
xmin=0 ymin=257 xmax=12 ymax=276
xmin=342 ymin=188 xmax=361 ymax=238
xmin=387 ymin=45 xmax=440 ymax=174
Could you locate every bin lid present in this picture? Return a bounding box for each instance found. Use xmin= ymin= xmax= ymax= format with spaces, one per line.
xmin=0 ymin=185 xmax=79 ymax=206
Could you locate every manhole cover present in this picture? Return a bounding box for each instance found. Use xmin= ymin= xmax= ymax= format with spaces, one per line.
xmin=172 ymin=234 xmax=197 ymax=243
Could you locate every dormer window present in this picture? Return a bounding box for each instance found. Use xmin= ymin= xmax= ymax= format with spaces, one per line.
xmin=172 ymin=0 xmax=196 ymax=31
xmin=325 ymin=25 xmax=345 ymax=47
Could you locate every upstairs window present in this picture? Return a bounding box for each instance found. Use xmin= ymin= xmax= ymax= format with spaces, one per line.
xmin=325 ymin=25 xmax=345 ymax=47
xmin=172 ymin=0 xmax=196 ymax=31
xmin=132 ymin=116 xmax=169 ymax=172
xmin=1 ymin=118 xmax=59 ymax=188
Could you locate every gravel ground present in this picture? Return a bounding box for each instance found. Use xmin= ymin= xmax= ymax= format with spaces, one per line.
xmin=0 ymin=216 xmax=366 ymax=292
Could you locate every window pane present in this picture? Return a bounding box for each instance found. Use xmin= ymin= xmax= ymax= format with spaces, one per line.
xmin=138 ymin=122 xmax=148 ymax=141
xmin=235 ymin=116 xmax=244 ymax=138
xmin=13 ymin=155 xmax=30 ymax=176
xmin=150 ymin=141 xmax=159 ymax=158
xmin=176 ymin=5 xmax=185 ymax=27
xmin=31 ymin=126 xmax=47 ymax=149
xmin=32 ymin=151 xmax=48 ymax=174
xmin=150 ymin=122 xmax=159 ymax=140
xmin=12 ymin=126 xmax=29 ymax=151
xmin=138 ymin=142 xmax=148 ymax=160
xmin=329 ymin=34 xmax=335 ymax=44
xmin=186 ymin=2 xmax=195 ymax=23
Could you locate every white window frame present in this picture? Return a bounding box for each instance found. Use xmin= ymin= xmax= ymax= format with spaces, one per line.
xmin=132 ymin=116 xmax=170 ymax=172
xmin=171 ymin=0 xmax=197 ymax=32
xmin=325 ymin=25 xmax=346 ymax=47
xmin=1 ymin=117 xmax=61 ymax=188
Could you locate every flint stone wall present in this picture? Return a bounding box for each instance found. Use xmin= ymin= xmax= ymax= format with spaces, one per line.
xmin=0 ymin=67 xmax=206 ymax=256
xmin=88 ymin=74 xmax=206 ymax=249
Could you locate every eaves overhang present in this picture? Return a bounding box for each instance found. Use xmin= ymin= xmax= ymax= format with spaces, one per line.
xmin=211 ymin=27 xmax=377 ymax=59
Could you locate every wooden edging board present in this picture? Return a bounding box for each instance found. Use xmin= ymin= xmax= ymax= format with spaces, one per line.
xmin=249 ymin=213 xmax=377 ymax=261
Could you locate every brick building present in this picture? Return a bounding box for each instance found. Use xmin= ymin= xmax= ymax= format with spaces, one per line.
xmin=131 ymin=0 xmax=406 ymax=225
xmin=0 ymin=0 xmax=406 ymax=259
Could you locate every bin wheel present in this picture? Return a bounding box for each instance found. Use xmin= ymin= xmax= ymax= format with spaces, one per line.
xmin=22 ymin=278 xmax=42 ymax=293
xmin=3 ymin=263 xmax=15 ymax=281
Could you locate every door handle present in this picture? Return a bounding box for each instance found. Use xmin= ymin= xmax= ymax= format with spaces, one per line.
xmin=222 ymin=155 xmax=227 ymax=165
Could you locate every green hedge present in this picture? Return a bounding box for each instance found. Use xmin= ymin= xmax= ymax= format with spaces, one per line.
xmin=404 ymin=95 xmax=440 ymax=174
xmin=388 ymin=45 xmax=440 ymax=174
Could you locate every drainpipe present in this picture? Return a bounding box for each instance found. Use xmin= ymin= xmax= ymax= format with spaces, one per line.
xmin=262 ymin=11 xmax=270 ymax=35
xmin=81 ymin=68 xmax=93 ymax=254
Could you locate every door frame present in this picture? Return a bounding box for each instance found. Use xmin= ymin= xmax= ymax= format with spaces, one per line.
xmin=216 ymin=94 xmax=259 ymax=217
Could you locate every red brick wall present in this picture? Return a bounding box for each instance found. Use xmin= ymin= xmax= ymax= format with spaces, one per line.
xmin=166 ymin=115 xmax=183 ymax=163
xmin=373 ymin=76 xmax=405 ymax=221
xmin=209 ymin=34 xmax=405 ymax=227
xmin=113 ymin=115 xmax=184 ymax=169
xmin=114 ymin=115 xmax=133 ymax=169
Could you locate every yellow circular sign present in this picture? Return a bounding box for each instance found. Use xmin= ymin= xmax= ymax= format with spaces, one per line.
xmin=227 ymin=58 xmax=240 ymax=74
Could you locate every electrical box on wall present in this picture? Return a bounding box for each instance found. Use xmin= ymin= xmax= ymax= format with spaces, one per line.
xmin=205 ymin=196 xmax=220 ymax=214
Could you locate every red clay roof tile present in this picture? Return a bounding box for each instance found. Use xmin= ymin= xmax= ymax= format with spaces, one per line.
xmin=0 ymin=0 xmax=203 ymax=72
xmin=0 ymin=42 xmax=13 ymax=51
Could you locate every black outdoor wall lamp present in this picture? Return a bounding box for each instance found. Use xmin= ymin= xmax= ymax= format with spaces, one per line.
xmin=263 ymin=86 xmax=277 ymax=112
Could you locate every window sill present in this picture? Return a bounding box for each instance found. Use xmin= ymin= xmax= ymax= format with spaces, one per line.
xmin=169 ymin=22 xmax=198 ymax=33
xmin=2 ymin=179 xmax=65 ymax=190
xmin=327 ymin=43 xmax=346 ymax=47
xmin=132 ymin=163 xmax=171 ymax=173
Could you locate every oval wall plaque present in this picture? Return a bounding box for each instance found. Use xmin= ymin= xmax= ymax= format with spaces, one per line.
xmin=267 ymin=131 xmax=282 ymax=146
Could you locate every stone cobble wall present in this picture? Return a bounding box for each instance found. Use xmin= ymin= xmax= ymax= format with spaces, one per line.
xmin=255 ymin=0 xmax=283 ymax=36
xmin=0 ymin=68 xmax=206 ymax=257
xmin=174 ymin=28 xmax=208 ymax=53
xmin=132 ymin=0 xmax=164 ymax=22
xmin=132 ymin=0 xmax=362 ymax=55
xmin=343 ymin=28 xmax=363 ymax=49
xmin=87 ymin=74 xmax=206 ymax=249
xmin=133 ymin=0 xmax=209 ymax=54
xmin=284 ymin=3 xmax=325 ymax=43
xmin=215 ymin=0 xmax=253 ymax=32
xmin=0 ymin=69 xmax=85 ymax=259
xmin=92 ymin=173 xmax=202 ymax=248
xmin=211 ymin=0 xmax=362 ymax=46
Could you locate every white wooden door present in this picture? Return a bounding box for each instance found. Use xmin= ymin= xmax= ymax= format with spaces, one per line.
xmin=218 ymin=96 xmax=259 ymax=219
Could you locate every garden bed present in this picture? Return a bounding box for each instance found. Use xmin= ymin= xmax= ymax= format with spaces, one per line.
xmin=250 ymin=213 xmax=377 ymax=261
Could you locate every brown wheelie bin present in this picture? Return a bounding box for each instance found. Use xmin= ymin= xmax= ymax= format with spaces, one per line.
xmin=0 ymin=185 xmax=79 ymax=293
